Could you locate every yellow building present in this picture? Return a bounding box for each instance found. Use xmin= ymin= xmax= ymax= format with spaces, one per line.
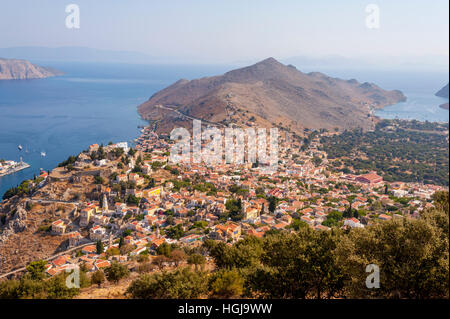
xmin=143 ymin=186 xmax=163 ymax=198
xmin=80 ymin=207 xmax=94 ymax=227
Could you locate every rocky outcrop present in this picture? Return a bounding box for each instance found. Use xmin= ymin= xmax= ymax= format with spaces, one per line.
xmin=0 ymin=58 xmax=63 ymax=80
xmin=0 ymin=205 xmax=27 ymax=243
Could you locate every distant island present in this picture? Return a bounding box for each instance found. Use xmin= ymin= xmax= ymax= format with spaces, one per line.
xmin=0 ymin=58 xmax=63 ymax=80
xmin=439 ymin=103 xmax=449 ymax=110
xmin=138 ymin=57 xmax=406 ymax=134
xmin=435 ymin=83 xmax=449 ymax=110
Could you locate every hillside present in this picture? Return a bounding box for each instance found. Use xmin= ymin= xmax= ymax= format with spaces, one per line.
xmin=0 ymin=58 xmax=63 ymax=80
xmin=138 ymin=57 xmax=406 ymax=134
xmin=436 ymin=83 xmax=449 ymax=98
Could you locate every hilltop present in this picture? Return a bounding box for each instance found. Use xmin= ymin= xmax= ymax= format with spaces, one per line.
xmin=138 ymin=57 xmax=406 ymax=134
xmin=435 ymin=83 xmax=449 ymax=110
xmin=0 ymin=58 xmax=63 ymax=80
xmin=436 ymin=83 xmax=449 ymax=98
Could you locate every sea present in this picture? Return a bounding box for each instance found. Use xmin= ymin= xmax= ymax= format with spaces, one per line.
xmin=0 ymin=62 xmax=448 ymax=198
xmin=0 ymin=61 xmax=231 ymax=198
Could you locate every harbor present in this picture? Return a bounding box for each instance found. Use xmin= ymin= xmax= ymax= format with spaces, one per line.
xmin=0 ymin=158 xmax=31 ymax=177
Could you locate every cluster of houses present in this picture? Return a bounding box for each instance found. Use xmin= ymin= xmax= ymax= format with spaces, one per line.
xmin=39 ymin=128 xmax=446 ymax=277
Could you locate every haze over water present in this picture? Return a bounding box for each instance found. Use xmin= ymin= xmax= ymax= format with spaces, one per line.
xmin=0 ymin=62 xmax=448 ymax=198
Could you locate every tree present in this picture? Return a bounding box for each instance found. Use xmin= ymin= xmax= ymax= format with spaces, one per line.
xmin=156 ymin=242 xmax=172 ymax=257
xmin=336 ymin=215 xmax=449 ymax=299
xmin=91 ymin=270 xmax=105 ymax=288
xmin=187 ymin=253 xmax=206 ymax=271
xmin=343 ymin=205 xmax=354 ymax=218
xmin=126 ymin=194 xmax=141 ymax=206
xmin=104 ymin=262 xmax=129 ymax=284
xmin=26 ymin=260 xmax=47 ymax=280
xmin=94 ymin=175 xmax=104 ymax=185
xmin=127 ymin=267 xmax=209 ymax=299
xmin=170 ymin=249 xmax=187 ymax=267
xmin=203 ymin=240 xmax=235 ymax=269
xmin=96 ymin=240 xmax=104 ymax=254
xmin=290 ymin=218 xmax=308 ymax=231
xmin=45 ymin=273 xmax=80 ymax=299
xmin=210 ymin=269 xmax=244 ymax=298
xmin=152 ymin=255 xmax=168 ymax=271
xmin=246 ymin=230 xmax=345 ymax=299
xmin=106 ymin=247 xmax=120 ymax=257
xmin=268 ymin=196 xmax=277 ymax=213
xmin=119 ymin=244 xmax=134 ymax=256
xmin=165 ymin=224 xmax=185 ymax=240
xmin=118 ymin=236 xmax=124 ymax=248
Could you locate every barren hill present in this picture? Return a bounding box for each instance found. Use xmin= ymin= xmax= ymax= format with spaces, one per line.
xmin=0 ymin=58 xmax=63 ymax=80
xmin=138 ymin=57 xmax=406 ymax=133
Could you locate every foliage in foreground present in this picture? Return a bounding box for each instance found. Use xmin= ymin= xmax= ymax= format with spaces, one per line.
xmin=128 ymin=191 xmax=448 ymax=299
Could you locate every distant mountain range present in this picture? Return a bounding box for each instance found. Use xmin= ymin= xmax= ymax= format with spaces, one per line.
xmin=0 ymin=58 xmax=63 ymax=80
xmin=138 ymin=57 xmax=406 ymax=134
xmin=0 ymin=46 xmax=157 ymax=64
xmin=436 ymin=83 xmax=449 ymax=110
xmin=1 ymin=47 xmax=448 ymax=71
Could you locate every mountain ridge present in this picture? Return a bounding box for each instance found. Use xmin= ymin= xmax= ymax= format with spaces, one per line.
xmin=138 ymin=57 xmax=406 ymax=134
xmin=436 ymin=83 xmax=449 ymax=98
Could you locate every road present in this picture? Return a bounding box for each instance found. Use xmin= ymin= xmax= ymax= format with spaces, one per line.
xmin=27 ymin=198 xmax=81 ymax=206
xmin=154 ymin=104 xmax=227 ymax=128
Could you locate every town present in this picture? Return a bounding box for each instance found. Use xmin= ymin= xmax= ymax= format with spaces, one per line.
xmin=0 ymin=158 xmax=30 ymax=177
xmin=0 ymin=120 xmax=447 ymax=287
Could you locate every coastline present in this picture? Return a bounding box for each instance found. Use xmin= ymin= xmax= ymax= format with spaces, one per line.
xmin=0 ymin=161 xmax=30 ymax=177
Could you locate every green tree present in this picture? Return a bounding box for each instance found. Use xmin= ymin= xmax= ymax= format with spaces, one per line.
xmin=127 ymin=267 xmax=209 ymax=299
xmin=156 ymin=242 xmax=172 ymax=257
xmin=210 ymin=269 xmax=245 ymax=298
xmin=268 ymin=196 xmax=278 ymax=213
xmin=96 ymin=240 xmax=104 ymax=254
xmin=336 ymin=214 xmax=449 ymax=299
xmin=26 ymin=260 xmax=47 ymax=280
xmin=187 ymin=253 xmax=206 ymax=271
xmin=91 ymin=270 xmax=105 ymax=288
xmin=104 ymin=262 xmax=129 ymax=284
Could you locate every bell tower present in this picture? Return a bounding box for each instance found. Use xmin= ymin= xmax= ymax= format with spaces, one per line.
xmin=102 ymin=194 xmax=108 ymax=214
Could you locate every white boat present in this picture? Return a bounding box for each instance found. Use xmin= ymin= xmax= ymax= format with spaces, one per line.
xmin=40 ymin=151 xmax=46 ymax=157
xmin=18 ymin=145 xmax=23 ymax=151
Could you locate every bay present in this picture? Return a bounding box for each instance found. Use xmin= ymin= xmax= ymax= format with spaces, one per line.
xmin=0 ymin=61 xmax=231 ymax=198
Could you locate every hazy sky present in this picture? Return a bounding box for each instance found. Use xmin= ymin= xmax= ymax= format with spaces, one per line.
xmin=1 ymin=0 xmax=448 ymax=63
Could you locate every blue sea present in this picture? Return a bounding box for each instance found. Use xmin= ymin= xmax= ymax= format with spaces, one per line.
xmin=0 ymin=62 xmax=448 ymax=198
xmin=0 ymin=62 xmax=231 ymax=198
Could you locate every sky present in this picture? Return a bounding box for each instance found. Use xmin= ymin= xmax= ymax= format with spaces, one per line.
xmin=0 ymin=0 xmax=448 ymax=64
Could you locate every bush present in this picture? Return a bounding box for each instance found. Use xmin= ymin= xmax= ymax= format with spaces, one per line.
xmin=210 ymin=269 xmax=244 ymax=298
xmin=91 ymin=270 xmax=105 ymax=288
xmin=127 ymin=268 xmax=209 ymax=299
